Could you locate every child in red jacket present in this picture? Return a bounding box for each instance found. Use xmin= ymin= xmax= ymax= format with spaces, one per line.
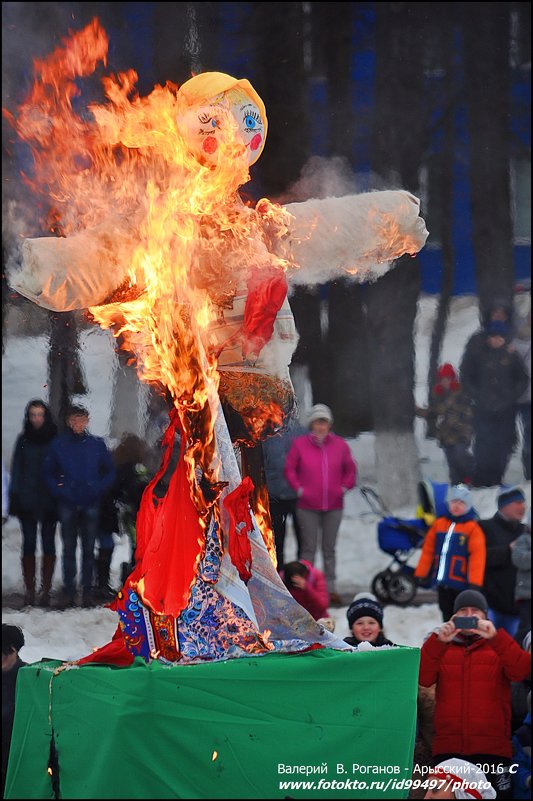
xmin=280 ymin=559 xmax=329 ymax=620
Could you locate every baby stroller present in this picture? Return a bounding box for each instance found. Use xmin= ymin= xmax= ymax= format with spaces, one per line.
xmin=361 ymin=480 xmax=449 ymax=606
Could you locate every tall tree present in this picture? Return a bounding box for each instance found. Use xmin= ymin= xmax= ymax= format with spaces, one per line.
xmin=463 ymin=2 xmax=514 ymax=316
xmin=366 ymin=2 xmax=430 ymax=508
xmin=48 ymin=311 xmax=87 ymax=430
xmin=152 ymin=2 xmax=221 ymax=84
xmin=311 ymin=2 xmax=373 ymax=433
xmin=250 ymin=2 xmax=310 ymax=196
xmin=249 ymin=2 xmax=322 ymax=416
xmin=426 ymin=6 xmax=458 ymax=395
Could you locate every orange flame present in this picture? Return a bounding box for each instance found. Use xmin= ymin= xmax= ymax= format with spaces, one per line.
xmin=5 ymin=18 xmax=285 ymax=497
xmin=253 ymin=480 xmax=277 ymax=567
xmin=6 ymin=20 xmax=293 ymax=586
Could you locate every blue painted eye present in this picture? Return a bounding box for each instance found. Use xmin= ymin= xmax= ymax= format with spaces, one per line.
xmin=244 ymin=115 xmax=256 ymax=129
xmin=211 ymin=118 xmax=219 ymax=128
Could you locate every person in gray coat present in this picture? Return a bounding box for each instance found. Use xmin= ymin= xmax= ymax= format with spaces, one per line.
xmin=262 ymin=418 xmax=306 ymax=570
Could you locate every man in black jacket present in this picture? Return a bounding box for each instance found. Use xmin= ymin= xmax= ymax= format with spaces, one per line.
xmin=480 ymin=485 xmax=527 ymax=638
xmin=460 ymin=320 xmax=528 ymax=487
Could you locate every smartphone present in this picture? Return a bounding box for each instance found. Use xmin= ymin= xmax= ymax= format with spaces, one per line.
xmin=454 ymin=615 xmax=479 ymax=629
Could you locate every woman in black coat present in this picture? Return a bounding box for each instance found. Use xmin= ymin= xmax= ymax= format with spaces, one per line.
xmin=9 ymin=400 xmax=58 ymax=606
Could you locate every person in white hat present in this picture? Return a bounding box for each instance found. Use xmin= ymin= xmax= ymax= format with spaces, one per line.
xmin=284 ymin=404 xmax=356 ymax=606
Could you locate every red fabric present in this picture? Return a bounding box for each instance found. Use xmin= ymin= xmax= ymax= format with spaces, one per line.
xmin=135 ymin=414 xmax=205 ymax=617
xmin=223 ymin=476 xmax=254 ymax=583
xmin=419 ymin=629 xmax=532 ymax=757
xmin=285 ymin=643 xmax=325 ymax=655
xmin=76 ymin=625 xmax=134 ymax=667
xmin=242 ymin=267 xmax=288 ymax=358
xmin=134 ymin=408 xmax=180 ymax=562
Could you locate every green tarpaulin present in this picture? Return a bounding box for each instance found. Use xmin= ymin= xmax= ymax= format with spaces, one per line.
xmin=5 ymin=646 xmax=420 ymax=799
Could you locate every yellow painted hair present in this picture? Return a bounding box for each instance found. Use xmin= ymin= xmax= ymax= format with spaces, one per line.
xmin=178 ymin=72 xmax=268 ymax=162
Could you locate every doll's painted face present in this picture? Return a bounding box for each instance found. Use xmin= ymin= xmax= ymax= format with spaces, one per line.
xmin=178 ymin=87 xmax=265 ymax=167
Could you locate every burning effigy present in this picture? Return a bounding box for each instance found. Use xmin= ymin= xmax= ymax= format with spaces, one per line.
xmin=6 ymin=20 xmax=428 ymax=666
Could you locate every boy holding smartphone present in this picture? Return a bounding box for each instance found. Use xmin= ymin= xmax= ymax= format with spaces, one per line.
xmin=419 ymin=589 xmax=531 ymax=799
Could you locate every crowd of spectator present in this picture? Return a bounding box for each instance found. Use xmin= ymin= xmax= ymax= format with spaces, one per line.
xmin=1 ymin=295 xmax=531 ymax=799
xmin=5 ymin=402 xmax=151 ymax=610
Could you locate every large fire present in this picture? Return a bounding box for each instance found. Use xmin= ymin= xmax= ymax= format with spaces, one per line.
xmin=8 ymin=19 xmax=288 ymax=535
xmin=5 ymin=18 xmax=428 ymax=663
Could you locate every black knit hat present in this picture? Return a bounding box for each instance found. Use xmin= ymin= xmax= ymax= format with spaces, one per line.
xmin=497 ymin=485 xmax=526 ymax=510
xmin=347 ymin=595 xmax=384 ymax=628
xmin=453 ymin=589 xmax=488 ymax=615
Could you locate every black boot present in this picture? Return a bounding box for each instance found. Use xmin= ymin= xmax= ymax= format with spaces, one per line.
xmin=94 ymin=548 xmax=115 ymax=601
xmin=22 ymin=555 xmax=36 ymax=606
xmin=39 ymin=554 xmax=56 ymax=607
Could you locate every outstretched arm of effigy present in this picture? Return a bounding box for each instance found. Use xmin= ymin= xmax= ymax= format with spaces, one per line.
xmin=277 ymin=189 xmax=428 ymax=286
xmin=8 ymin=189 xmax=428 ymax=312
xmin=8 ymin=223 xmax=141 ymax=311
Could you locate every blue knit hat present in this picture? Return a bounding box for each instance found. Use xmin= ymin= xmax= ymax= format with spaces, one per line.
xmin=497 ymin=485 xmax=526 ymax=510
xmin=446 ymin=484 xmax=472 ymax=511
xmin=347 ymin=594 xmax=383 ymax=628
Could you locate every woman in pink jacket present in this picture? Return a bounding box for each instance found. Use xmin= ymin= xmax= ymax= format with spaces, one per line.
xmin=284 ymin=404 xmax=357 ymax=606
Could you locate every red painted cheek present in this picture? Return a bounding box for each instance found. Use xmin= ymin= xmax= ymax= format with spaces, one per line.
xmin=250 ymin=133 xmax=262 ymax=151
xmin=203 ymin=136 xmax=218 ymax=154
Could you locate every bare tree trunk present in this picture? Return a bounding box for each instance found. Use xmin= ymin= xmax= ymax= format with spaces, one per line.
xmin=326 ymin=281 xmax=373 ymax=435
xmin=48 ymin=312 xmax=87 ymax=430
xmin=311 ymin=2 xmax=354 ymax=161
xmin=463 ymin=2 xmax=514 ymax=317
xmin=366 ymin=260 xmax=422 ymax=508
xmin=311 ymin=2 xmax=372 ymax=434
xmin=367 ymin=2 xmax=429 ymax=508
xmin=289 ymin=285 xmax=326 ymax=408
xmin=251 ymin=2 xmax=320 ymax=413
xmin=109 ymin=352 xmax=145 ymax=441
xmin=251 ymin=2 xmax=310 ymax=195
xmin=427 ymin=14 xmax=457 ymax=394
xmin=153 ymin=2 xmax=220 ymax=83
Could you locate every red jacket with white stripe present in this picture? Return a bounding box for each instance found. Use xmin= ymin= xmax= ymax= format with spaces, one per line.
xmin=419 ymin=629 xmax=531 ymax=757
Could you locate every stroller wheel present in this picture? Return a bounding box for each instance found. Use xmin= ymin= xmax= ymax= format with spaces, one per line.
xmin=371 ymin=571 xmax=391 ymax=603
xmin=387 ymin=574 xmax=417 ymax=606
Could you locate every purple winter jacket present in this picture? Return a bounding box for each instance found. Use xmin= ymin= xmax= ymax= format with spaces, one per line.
xmin=284 ymin=432 xmax=357 ymax=511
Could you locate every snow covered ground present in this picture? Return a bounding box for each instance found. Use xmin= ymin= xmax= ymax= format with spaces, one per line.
xmin=1 ymin=293 xmax=530 ymax=663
